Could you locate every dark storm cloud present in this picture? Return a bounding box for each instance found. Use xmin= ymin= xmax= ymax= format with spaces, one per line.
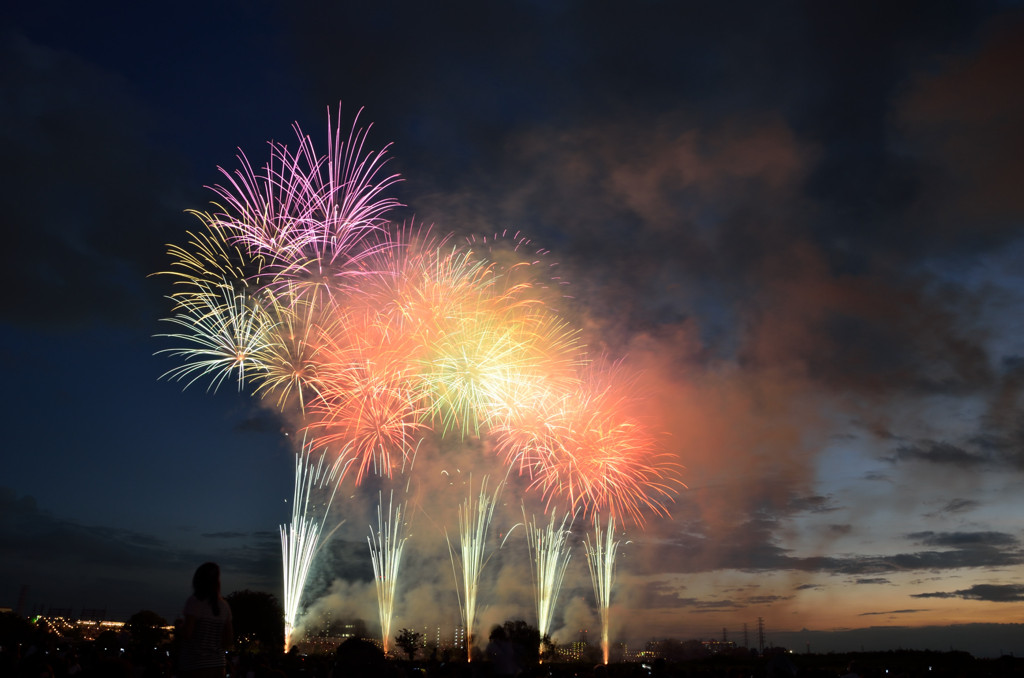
xmin=288 ymin=2 xmax=812 ymax=169
xmin=201 ymin=531 xmax=250 ymax=539
xmin=632 ymin=581 xmax=794 ymax=615
xmin=889 ymin=441 xmax=990 ymax=468
xmin=896 ymin=15 xmax=1024 ymax=247
xmin=911 ymin=584 xmax=1024 ymax=603
xmin=972 ymin=358 xmax=1024 ymax=465
xmin=747 ymin=595 xmax=790 ymax=605
xmin=932 ymin=498 xmax=980 ymax=516
xmin=637 ymin=522 xmax=1022 ymax=577
xmin=632 ymin=583 xmax=743 ymax=613
xmin=0 ymin=33 xmax=194 ymax=328
xmin=824 ymin=547 xmax=1024 ymax=575
xmin=908 ymin=531 xmax=1017 ymax=548
xmin=788 ymin=495 xmax=839 ymax=514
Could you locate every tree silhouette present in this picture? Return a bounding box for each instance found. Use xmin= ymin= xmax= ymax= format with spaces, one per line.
xmin=335 ymin=636 xmax=386 ymax=672
xmin=225 ymin=589 xmax=284 ymax=653
xmin=125 ymin=609 xmax=168 ymax=651
xmin=395 ymin=627 xmax=423 ymax=661
xmin=487 ymin=619 xmax=549 ymax=674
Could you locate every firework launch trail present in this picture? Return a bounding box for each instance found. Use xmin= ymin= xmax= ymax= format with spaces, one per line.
xmin=280 ymin=441 xmax=347 ymax=651
xmin=369 ymin=490 xmax=409 ymax=654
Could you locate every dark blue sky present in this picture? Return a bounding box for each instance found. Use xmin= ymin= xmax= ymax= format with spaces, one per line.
xmin=3 ymin=0 xmax=1024 ymax=657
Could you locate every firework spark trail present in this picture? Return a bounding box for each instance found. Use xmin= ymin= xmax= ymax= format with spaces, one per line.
xmin=584 ymin=513 xmax=620 ymax=665
xmin=447 ymin=476 xmax=503 ymax=662
xmin=524 ymin=508 xmax=575 ymax=652
xmin=368 ymin=490 xmax=409 ymax=655
xmin=281 ymin=441 xmax=347 ymax=652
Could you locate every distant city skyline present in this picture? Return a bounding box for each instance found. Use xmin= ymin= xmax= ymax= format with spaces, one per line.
xmin=14 ymin=606 xmax=1024 ymax=661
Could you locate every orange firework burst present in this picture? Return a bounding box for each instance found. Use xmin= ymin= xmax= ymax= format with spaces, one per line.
xmin=514 ymin=363 xmax=683 ymax=526
xmin=307 ymin=303 xmax=427 ymax=484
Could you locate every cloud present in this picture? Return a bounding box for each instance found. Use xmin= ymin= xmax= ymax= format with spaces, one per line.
xmin=631 ymin=521 xmax=1023 ymax=579
xmin=890 ymin=441 xmax=990 ymax=468
xmin=907 ymin=531 xmax=1018 ymax=548
xmin=931 ymin=498 xmax=980 ymax=516
xmin=201 ymin=531 xmax=250 ymax=539
xmin=896 ymin=14 xmax=1024 ymax=243
xmin=788 ymin=495 xmax=839 ymax=514
xmin=912 ymin=584 xmax=1024 ymax=603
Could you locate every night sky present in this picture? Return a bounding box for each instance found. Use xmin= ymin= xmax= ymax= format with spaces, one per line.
xmin=4 ymin=0 xmax=1024 ymax=658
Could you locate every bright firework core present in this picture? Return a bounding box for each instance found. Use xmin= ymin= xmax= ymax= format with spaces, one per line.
xmin=156 ymin=105 xmax=683 ymax=656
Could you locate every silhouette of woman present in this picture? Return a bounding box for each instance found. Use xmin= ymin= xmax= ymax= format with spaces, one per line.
xmin=179 ymin=562 xmax=233 ymax=678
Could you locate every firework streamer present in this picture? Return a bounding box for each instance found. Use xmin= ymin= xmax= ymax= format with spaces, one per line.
xmin=446 ymin=476 xmax=503 ymax=661
xmin=584 ymin=513 xmax=620 ymax=665
xmin=368 ymin=490 xmax=409 ymax=655
xmin=280 ymin=441 xmax=347 ymax=651
xmin=524 ymin=508 xmax=575 ymax=658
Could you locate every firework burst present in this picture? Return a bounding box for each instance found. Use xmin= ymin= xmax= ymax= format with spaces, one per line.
xmin=249 ymin=285 xmax=326 ymax=412
xmin=308 ymin=306 xmax=427 ymax=484
xmin=524 ymin=363 xmax=682 ymax=526
xmin=156 ymin=281 xmax=278 ymax=392
xmin=207 ymin=107 xmax=401 ymax=273
xmin=157 ymin=106 xmax=687 ymax=658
